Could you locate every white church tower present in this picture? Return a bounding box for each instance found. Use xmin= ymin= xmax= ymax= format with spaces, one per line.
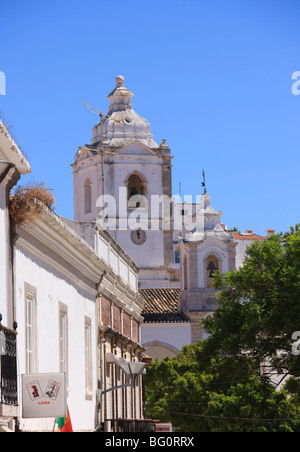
xmin=72 ymin=76 xmax=177 ymax=288
xmin=179 ymin=192 xmax=237 ymax=343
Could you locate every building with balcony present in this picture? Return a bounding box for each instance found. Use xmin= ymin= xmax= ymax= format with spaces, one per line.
xmin=14 ymin=204 xmax=146 ymax=431
xmin=0 ymin=118 xmax=31 ymax=430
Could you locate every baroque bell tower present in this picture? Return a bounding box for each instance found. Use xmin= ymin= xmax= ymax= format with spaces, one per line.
xmin=179 ymin=192 xmax=237 ymax=342
xmin=72 ymin=76 xmax=178 ymax=288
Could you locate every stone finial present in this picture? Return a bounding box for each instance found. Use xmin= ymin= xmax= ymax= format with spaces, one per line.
xmin=116 ymin=75 xmax=125 ymax=85
xmin=107 ymin=76 xmax=133 ymax=113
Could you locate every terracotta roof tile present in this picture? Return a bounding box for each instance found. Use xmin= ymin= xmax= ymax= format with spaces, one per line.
xmin=139 ymin=289 xmax=189 ymax=323
xmin=234 ymin=233 xmax=265 ymax=241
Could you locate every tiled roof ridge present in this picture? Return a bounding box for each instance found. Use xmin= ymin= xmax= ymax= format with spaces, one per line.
xmin=139 ymin=288 xmax=189 ymax=324
xmin=139 ymin=288 xmax=180 ymax=314
xmin=233 ymin=233 xmax=265 ymax=240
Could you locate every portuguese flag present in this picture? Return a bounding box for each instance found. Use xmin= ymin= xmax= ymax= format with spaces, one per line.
xmin=56 ymin=406 xmax=73 ymax=432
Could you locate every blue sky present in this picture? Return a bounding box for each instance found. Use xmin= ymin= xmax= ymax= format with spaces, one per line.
xmin=1 ymin=0 xmax=299 ymax=235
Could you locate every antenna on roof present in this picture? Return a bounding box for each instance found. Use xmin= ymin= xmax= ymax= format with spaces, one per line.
xmin=202 ymin=170 xmax=207 ymax=194
xmin=80 ymin=101 xmax=109 ymax=208
xmin=80 ymin=101 xmax=110 ymax=144
xmin=80 ymin=101 xmax=105 ymax=119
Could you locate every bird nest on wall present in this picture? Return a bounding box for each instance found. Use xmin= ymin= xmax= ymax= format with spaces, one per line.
xmin=9 ymin=181 xmax=56 ymax=225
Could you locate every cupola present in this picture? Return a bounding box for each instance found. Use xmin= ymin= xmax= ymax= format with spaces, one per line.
xmin=91 ymin=76 xmax=158 ymax=149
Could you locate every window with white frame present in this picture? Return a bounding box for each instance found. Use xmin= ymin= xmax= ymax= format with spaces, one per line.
xmin=25 ymin=283 xmax=37 ymax=374
xmin=84 ymin=317 xmax=92 ymax=397
xmin=59 ymin=303 xmax=68 ymax=380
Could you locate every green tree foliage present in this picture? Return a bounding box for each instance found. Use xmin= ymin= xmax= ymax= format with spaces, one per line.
xmin=145 ymin=345 xmax=300 ymax=432
xmin=203 ymin=225 xmax=300 ymax=383
xmin=145 ymin=225 xmax=300 ymax=432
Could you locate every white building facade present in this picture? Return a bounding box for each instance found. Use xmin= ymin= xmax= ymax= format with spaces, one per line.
xmin=0 ymin=119 xmax=31 ymax=332
xmin=14 ymin=205 xmax=147 ymax=432
xmin=0 ymin=119 xmax=31 ymax=429
xmin=1 ymin=116 xmax=149 ymax=431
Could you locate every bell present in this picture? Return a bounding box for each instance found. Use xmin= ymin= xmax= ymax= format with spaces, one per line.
xmin=207 ymin=261 xmax=218 ymax=278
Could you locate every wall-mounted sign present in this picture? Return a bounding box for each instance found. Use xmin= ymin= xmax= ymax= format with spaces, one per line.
xmin=22 ymin=373 xmax=67 ymax=419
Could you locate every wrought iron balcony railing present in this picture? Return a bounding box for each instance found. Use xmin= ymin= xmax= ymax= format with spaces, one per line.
xmin=0 ymin=326 xmax=18 ymax=407
xmin=105 ymin=419 xmax=156 ymax=433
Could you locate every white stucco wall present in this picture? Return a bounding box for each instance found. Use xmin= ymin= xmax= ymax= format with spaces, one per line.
xmin=141 ymin=323 xmax=191 ymax=361
xmin=73 ymin=141 xmax=170 ymax=273
xmin=15 ymin=243 xmax=98 ymax=432
xmin=110 ymin=229 xmax=165 ymax=269
xmin=235 ymin=239 xmax=253 ymax=268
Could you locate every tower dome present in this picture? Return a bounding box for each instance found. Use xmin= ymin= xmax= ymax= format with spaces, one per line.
xmin=91 ymin=76 xmax=158 ymax=149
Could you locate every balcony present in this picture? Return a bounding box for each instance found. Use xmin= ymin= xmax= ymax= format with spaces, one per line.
xmin=0 ymin=326 xmax=18 ymax=417
xmin=105 ymin=419 xmax=156 ymax=433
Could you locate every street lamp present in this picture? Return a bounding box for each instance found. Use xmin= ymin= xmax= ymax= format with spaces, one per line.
xmin=118 ymin=362 xmax=148 ymax=383
xmin=100 ymin=359 xmax=147 ymax=396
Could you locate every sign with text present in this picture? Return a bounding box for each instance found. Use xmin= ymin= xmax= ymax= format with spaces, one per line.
xmin=22 ymin=373 xmax=67 ymax=419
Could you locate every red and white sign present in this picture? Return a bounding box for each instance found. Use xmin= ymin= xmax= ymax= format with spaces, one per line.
xmin=22 ymin=373 xmax=67 ymax=419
